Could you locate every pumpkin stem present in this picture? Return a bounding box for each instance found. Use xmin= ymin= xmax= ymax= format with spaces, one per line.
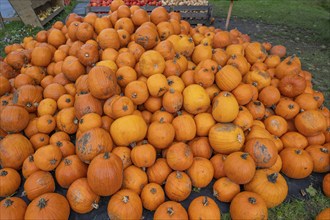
xmin=73 ymin=117 xmax=79 ymax=125
xmin=37 ymin=198 xmax=48 ymax=209
xmin=49 ymin=158 xmax=58 ymax=165
xmin=4 ymin=199 xmax=13 ymax=207
xmin=159 ymin=117 xmax=165 ymax=123
xmin=131 ymin=93 xmax=137 ymax=98
xmin=167 ymin=207 xmax=175 ymax=216
xmin=64 ymin=158 xmax=72 ymax=166
xmin=252 ymin=82 xmax=258 ymax=87
xmin=223 ymin=92 xmax=230 ymax=97
xmin=169 ymin=88 xmax=175 ymax=93
xmin=56 ymin=141 xmax=63 ymax=147
xmin=320 ymin=148 xmax=328 ymax=153
xmin=26 ymin=102 xmax=32 ymax=108
xmin=288 ymin=104 xmax=295 ymax=109
xmin=122 ymin=196 xmax=129 ymax=204
xmin=175 ymin=171 xmax=182 ymax=179
xmin=241 ymin=153 xmax=249 ymax=160
xmin=177 ymin=111 xmax=182 ymax=116
xmin=287 ymin=54 xmax=296 ymax=65
xmin=213 ymin=189 xmax=218 ymax=197
xmin=150 ymin=188 xmax=157 ymax=194
xmin=103 ymin=152 xmax=110 ymax=159
xmin=122 ymin=105 xmax=128 ymax=111
xmin=28 ymin=155 xmax=34 ymax=162
xmin=129 ymin=142 xmax=137 ymax=148
xmin=295 ymin=149 xmax=302 ymax=155
xmin=202 ymin=196 xmax=209 ymax=206
xmin=254 ymin=101 xmax=261 ymax=106
xmin=0 ymin=170 xmax=8 ymax=176
xmin=141 ymin=140 xmax=148 ymax=145
xmin=33 ymin=102 xmax=39 ymax=107
xmin=267 ymin=172 xmax=278 ymax=183
xmin=92 ymin=201 xmax=99 ymax=209
xmin=248 ymin=197 xmax=257 ymax=204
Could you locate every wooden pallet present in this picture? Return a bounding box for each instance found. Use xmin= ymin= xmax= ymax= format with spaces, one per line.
xmin=86 ymin=5 xmax=212 ymax=25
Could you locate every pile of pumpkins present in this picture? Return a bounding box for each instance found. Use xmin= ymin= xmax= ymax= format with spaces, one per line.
xmin=0 ymin=0 xmax=329 ymax=219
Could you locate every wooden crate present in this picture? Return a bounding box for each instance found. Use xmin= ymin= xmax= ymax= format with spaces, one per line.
xmin=86 ymin=5 xmax=212 ymax=25
xmin=8 ymin=0 xmax=64 ymax=28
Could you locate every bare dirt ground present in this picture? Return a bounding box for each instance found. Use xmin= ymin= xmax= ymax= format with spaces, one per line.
xmin=215 ymin=16 xmax=330 ymax=108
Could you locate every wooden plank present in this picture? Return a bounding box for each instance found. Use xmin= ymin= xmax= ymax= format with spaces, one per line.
xmin=31 ymin=0 xmax=50 ymax=9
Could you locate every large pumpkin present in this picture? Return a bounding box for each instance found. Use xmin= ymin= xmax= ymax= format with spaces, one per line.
xmin=294 ymin=110 xmax=327 ymax=137
xmin=0 ymin=197 xmax=27 ymax=220
xmin=188 ymin=196 xmax=221 ymax=220
xmin=110 ymin=115 xmax=147 ymax=146
xmin=139 ymin=50 xmax=166 ymax=77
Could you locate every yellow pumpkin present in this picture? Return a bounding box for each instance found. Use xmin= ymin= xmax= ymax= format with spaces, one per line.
xmin=183 ymin=84 xmax=210 ymax=115
xmin=208 ymin=123 xmax=245 ymax=154
xmin=139 ymin=50 xmax=166 ymax=77
xmin=212 ymin=92 xmax=239 ymax=123
xmin=110 ymin=115 xmax=147 ymax=146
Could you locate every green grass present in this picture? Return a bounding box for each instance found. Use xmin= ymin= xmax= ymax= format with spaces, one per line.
xmin=209 ymin=0 xmax=330 ymax=43
xmin=0 ymin=0 xmax=77 ymax=57
xmin=221 ymin=189 xmax=330 ymax=220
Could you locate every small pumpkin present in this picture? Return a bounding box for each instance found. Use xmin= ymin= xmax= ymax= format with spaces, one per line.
xmin=0 ymin=133 xmax=34 ymax=170
xmin=208 ymin=123 xmax=245 ymax=154
xmin=244 ymin=169 xmax=288 ymax=208
xmin=33 ymin=144 xmax=62 ymax=171
xmin=55 ymin=155 xmax=88 ymax=188
xmin=275 ymin=98 xmax=300 ymax=120
xmin=171 ymin=112 xmax=197 ymax=142
xmin=224 ymin=152 xmax=256 ymax=184
xmin=107 ymin=189 xmax=143 ymax=220
xmin=110 ymin=115 xmax=147 ymax=146
xmin=165 ymin=171 xmax=192 ymax=202
xmin=322 ymin=173 xmax=330 ymax=197
xmin=131 ymin=142 xmax=157 ymax=168
xmin=166 ymin=142 xmax=193 ymax=171
xmin=213 ymin=177 xmax=240 ymax=202
xmin=215 ymin=65 xmax=242 ymax=91
xmin=22 ymin=155 xmax=40 ymax=178
xmin=87 ymin=152 xmax=123 ymax=196
xmin=295 ymin=110 xmax=327 ymax=137
xmin=24 ymin=193 xmax=70 ymax=220
xmin=230 ymin=191 xmax=268 ymax=220
xmin=305 ymin=145 xmax=329 ymax=173
xmin=212 ymin=91 xmax=239 ymax=123
xmin=0 ymin=105 xmax=30 ymax=133
xmin=183 ymin=84 xmax=210 ymax=115
xmin=122 ymin=165 xmax=148 ymax=195
xmin=0 ymin=168 xmax=21 ymax=197
xmin=67 ymin=178 xmax=100 ymax=214
xmin=187 ymin=157 xmax=214 ymax=188
xmin=154 ymin=201 xmax=188 ymax=220
xmin=264 ymin=115 xmax=288 ymax=137
xmin=0 ymin=197 xmax=27 ymax=220
xmin=76 ymin=128 xmax=113 ymax=164
xmin=141 ymin=183 xmax=165 ymax=211
xmin=188 ymin=196 xmax=221 ymax=220
xmin=147 ymin=158 xmax=172 ymax=185
xmin=23 ymin=170 xmax=55 ymax=200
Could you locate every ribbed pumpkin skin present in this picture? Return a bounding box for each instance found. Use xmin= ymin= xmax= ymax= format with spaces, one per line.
xmin=0 ymin=197 xmax=27 ymax=220
xmin=24 ymin=193 xmax=70 ymax=220
xmin=244 ymin=169 xmax=288 ymax=208
xmin=208 ymin=123 xmax=245 ymax=154
xmin=87 ymin=152 xmax=123 ymax=196
xmin=215 ymin=65 xmax=242 ymax=91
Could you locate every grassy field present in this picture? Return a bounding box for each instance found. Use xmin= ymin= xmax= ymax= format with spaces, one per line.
xmin=209 ymin=0 xmax=330 ymax=43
